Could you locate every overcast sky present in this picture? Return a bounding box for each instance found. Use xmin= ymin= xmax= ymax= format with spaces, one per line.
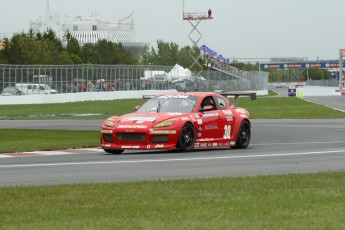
xmin=1 ymin=0 xmax=344 ymax=61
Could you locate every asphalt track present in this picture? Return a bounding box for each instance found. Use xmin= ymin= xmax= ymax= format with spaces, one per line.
xmin=1 ymin=88 xmax=345 ymax=186
xmin=1 ymin=118 xmax=345 ymax=186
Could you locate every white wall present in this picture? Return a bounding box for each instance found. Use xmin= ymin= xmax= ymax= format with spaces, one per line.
xmin=0 ymin=90 xmax=177 ymax=105
xmin=0 ymin=89 xmax=268 ymax=105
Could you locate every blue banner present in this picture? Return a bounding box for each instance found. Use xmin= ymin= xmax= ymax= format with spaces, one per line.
xmin=260 ymin=62 xmax=345 ymax=70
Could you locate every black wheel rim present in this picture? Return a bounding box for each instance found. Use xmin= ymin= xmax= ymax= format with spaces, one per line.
xmin=240 ymin=123 xmax=250 ymax=145
xmin=181 ymin=126 xmax=194 ymax=149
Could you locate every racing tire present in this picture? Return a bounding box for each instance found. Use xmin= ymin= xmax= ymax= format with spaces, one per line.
xmin=232 ymin=120 xmax=251 ymax=149
xmin=104 ymin=149 xmax=124 ymax=154
xmin=177 ymin=123 xmax=195 ymax=152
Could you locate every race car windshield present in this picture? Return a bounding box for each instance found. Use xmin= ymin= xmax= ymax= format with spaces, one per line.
xmin=137 ymin=95 xmax=199 ymax=113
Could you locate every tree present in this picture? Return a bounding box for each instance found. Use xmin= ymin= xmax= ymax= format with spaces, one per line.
xmin=305 ymin=69 xmax=332 ymax=80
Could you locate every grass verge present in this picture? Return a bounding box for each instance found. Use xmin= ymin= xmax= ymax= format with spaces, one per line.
xmin=0 ymin=172 xmax=345 ymax=229
xmin=0 ymin=129 xmax=99 ymax=153
xmin=0 ymin=97 xmax=344 ymax=120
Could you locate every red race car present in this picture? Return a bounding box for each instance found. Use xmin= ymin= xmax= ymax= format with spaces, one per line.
xmin=101 ymin=92 xmax=254 ymax=154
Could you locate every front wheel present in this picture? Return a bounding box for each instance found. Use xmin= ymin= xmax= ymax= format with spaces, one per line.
xmin=232 ymin=120 xmax=251 ymax=149
xmin=104 ymin=149 xmax=124 ymax=154
xmin=177 ymin=123 xmax=195 ymax=152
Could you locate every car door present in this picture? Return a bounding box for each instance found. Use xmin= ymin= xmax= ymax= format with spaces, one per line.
xmin=215 ymin=95 xmax=234 ymax=141
xmin=197 ymin=96 xmax=224 ymax=143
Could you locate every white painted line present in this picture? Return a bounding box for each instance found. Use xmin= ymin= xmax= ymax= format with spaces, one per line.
xmin=0 ymin=155 xmax=14 ymax=158
xmin=1 ymin=149 xmax=345 ymax=169
xmin=252 ymin=141 xmax=345 ymax=146
xmin=33 ymin=151 xmax=76 ymax=156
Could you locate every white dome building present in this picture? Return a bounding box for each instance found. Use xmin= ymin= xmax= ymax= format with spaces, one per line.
xmin=30 ymin=3 xmax=148 ymax=56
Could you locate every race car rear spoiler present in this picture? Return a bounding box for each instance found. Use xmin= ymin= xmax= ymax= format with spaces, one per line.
xmin=220 ymin=92 xmax=256 ymax=106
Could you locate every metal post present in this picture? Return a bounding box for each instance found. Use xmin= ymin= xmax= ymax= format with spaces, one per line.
xmin=339 ymin=49 xmax=343 ymax=92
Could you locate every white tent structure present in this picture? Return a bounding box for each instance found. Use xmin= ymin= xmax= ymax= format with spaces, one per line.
xmin=167 ymin=64 xmax=192 ymax=82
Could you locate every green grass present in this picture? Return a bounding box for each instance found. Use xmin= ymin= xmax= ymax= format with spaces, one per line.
xmin=236 ymin=97 xmax=345 ymax=119
xmin=0 ymin=129 xmax=99 ymax=153
xmin=0 ymin=99 xmax=145 ymax=120
xmin=0 ymin=172 xmax=344 ymax=229
xmin=1 ymin=97 xmax=344 ymax=120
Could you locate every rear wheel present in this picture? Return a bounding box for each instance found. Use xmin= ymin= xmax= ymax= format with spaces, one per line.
xmin=177 ymin=123 xmax=195 ymax=152
xmin=232 ymin=120 xmax=251 ymax=149
xmin=104 ymin=149 xmax=124 ymax=154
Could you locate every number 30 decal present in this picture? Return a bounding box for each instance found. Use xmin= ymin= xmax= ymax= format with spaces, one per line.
xmin=224 ymin=125 xmax=231 ymax=139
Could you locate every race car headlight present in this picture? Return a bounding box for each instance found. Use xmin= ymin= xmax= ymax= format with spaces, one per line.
xmin=104 ymin=120 xmax=115 ymax=127
xmin=154 ymin=121 xmax=174 ymax=128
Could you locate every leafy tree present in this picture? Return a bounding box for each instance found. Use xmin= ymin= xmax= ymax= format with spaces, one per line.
xmin=141 ymin=40 xmax=204 ymax=70
xmin=230 ymin=62 xmax=259 ymax=71
xmin=304 ymin=69 xmax=332 ymax=80
xmin=65 ymin=31 xmax=81 ymax=58
xmin=58 ymin=50 xmax=74 ymax=64
xmin=81 ymin=43 xmax=98 ymax=64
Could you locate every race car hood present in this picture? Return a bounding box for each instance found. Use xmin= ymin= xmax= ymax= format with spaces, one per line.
xmin=114 ymin=112 xmax=188 ymax=128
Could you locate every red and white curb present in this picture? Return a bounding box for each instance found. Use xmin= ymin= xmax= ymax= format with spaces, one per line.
xmin=0 ymin=148 xmax=104 ymax=158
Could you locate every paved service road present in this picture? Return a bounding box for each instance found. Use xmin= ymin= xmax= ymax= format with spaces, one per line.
xmin=304 ymin=96 xmax=345 ymax=112
xmin=1 ymin=119 xmax=345 ymax=186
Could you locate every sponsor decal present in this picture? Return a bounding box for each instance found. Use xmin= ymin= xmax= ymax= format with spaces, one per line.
xmin=235 ymin=109 xmax=247 ymax=114
xmin=193 ymin=113 xmax=200 ymax=118
xmin=203 ymin=112 xmax=219 ymax=118
xmin=121 ymin=145 xmax=140 ymax=149
xmin=200 ymin=143 xmax=207 ymax=148
xmin=181 ymin=117 xmax=190 ymax=121
xmin=154 ymin=144 xmax=164 ymax=148
xmin=167 ymin=112 xmax=183 ymax=116
xmin=198 ymin=126 xmax=203 ymax=132
xmin=158 ymin=95 xmax=189 ymax=99
xmin=240 ymin=114 xmax=248 ymax=118
xmin=212 ymin=143 xmax=218 ymax=147
xmin=197 ymin=133 xmax=202 ymax=137
xmin=198 ymin=138 xmax=214 ymax=142
xmin=101 ymin=130 xmax=113 ymax=134
xmin=224 ymin=125 xmax=231 ymax=139
xmin=205 ymin=125 xmax=218 ymax=130
xmin=230 ymin=141 xmax=236 ymax=145
xmin=194 ymin=143 xmax=200 ymax=148
xmin=104 ymin=144 xmax=111 ymax=147
xmin=123 ymin=117 xmax=156 ymax=122
xmin=147 ymin=145 xmax=151 ymax=149
xmin=223 ymin=110 xmax=233 ymax=115
xmin=197 ymin=119 xmax=203 ymax=125
xmin=117 ymin=125 xmax=147 ymax=129
xmin=226 ymin=116 xmax=233 ymax=121
xmin=149 ymin=129 xmax=176 ymax=134
xmin=207 ymin=143 xmax=212 ymax=147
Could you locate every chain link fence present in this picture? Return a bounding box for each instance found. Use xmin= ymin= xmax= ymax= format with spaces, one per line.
xmin=0 ymin=64 xmax=268 ymax=95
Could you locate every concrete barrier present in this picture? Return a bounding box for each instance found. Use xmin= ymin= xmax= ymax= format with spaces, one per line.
xmin=0 ymin=89 xmax=268 ymax=105
xmin=297 ymin=86 xmax=341 ymax=96
xmin=0 ymin=90 xmax=178 ymax=105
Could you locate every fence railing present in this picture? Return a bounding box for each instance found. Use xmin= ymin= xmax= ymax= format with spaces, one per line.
xmin=0 ymin=64 xmax=268 ymax=95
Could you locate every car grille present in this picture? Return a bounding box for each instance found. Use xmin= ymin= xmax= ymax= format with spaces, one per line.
xmin=152 ymin=135 xmax=168 ymax=143
xmin=117 ymin=133 xmax=146 ymax=141
xmin=103 ymin=134 xmax=114 ymax=143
